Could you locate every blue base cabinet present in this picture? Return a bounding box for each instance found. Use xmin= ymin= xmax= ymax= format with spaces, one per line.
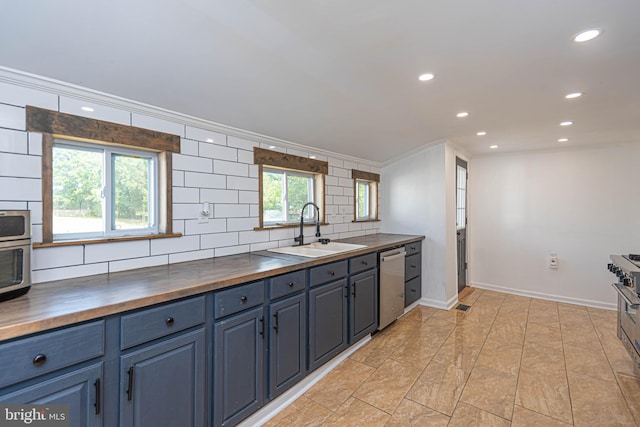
xmin=349 ymin=269 xmax=378 ymax=343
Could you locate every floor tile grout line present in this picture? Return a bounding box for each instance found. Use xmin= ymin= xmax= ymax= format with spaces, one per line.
xmin=557 ymin=302 xmax=577 ymax=426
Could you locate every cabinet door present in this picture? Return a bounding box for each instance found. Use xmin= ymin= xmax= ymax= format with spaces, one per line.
xmin=350 ymin=269 xmax=378 ymax=343
xmin=268 ymin=293 xmax=306 ymax=399
xmin=120 ymin=329 xmax=205 ymax=427
xmin=308 ymin=279 xmax=348 ymax=371
xmin=214 ymin=306 xmax=265 ymax=427
xmin=0 ymin=363 xmax=103 ymax=427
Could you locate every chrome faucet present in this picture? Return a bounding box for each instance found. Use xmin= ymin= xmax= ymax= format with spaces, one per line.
xmin=294 ymin=202 xmax=321 ymax=246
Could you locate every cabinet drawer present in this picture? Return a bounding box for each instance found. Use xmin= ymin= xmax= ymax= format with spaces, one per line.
xmin=405 ymin=253 xmax=421 ymax=281
xmin=405 ymin=276 xmax=421 ymax=307
xmin=405 ymin=241 xmax=422 ymax=256
xmin=120 ymin=296 xmax=205 ymax=350
xmin=269 ymin=270 xmax=306 ymax=300
xmin=0 ymin=321 xmax=104 ymax=388
xmin=349 ymin=253 xmax=377 ymax=275
xmin=215 ymin=281 xmax=265 ymax=319
xmin=309 ymin=260 xmax=348 ymax=287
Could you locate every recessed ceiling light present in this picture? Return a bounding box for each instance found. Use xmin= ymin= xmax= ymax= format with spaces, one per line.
xmin=418 ymin=73 xmax=435 ymax=81
xmin=205 ymin=138 xmax=214 ymax=143
xmin=268 ymin=145 xmax=276 ymax=149
xmin=558 ymin=138 xmax=569 ymax=142
xmin=560 ymin=121 xmax=574 ymax=126
xmin=476 ymin=131 xmax=487 ymax=136
xmin=565 ymin=92 xmax=582 ymax=99
xmin=490 ymin=145 xmax=499 ymax=149
xmin=81 ymin=106 xmax=94 ymax=112
xmin=573 ymin=29 xmax=601 ymax=43
xmin=456 ymin=112 xmax=469 ymax=118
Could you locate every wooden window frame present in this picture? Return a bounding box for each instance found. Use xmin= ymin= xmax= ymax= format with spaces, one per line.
xmin=254 ymin=147 xmax=327 ymax=230
xmin=27 ymin=106 xmax=181 ymax=247
xmin=352 ymin=169 xmax=380 ymax=222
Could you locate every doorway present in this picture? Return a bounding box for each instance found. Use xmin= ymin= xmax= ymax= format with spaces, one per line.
xmin=456 ymin=157 xmax=468 ymax=293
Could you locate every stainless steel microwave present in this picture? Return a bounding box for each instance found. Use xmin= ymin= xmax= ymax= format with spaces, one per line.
xmin=0 ymin=210 xmax=31 ymax=302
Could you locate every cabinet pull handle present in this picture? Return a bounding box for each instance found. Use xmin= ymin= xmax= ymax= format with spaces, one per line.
xmin=344 ymin=286 xmax=349 ymax=299
xmin=127 ymin=367 xmax=134 ymax=401
xmin=362 ymin=261 xmax=368 ymax=266
xmin=288 ymin=281 xmax=295 ymax=287
xmin=273 ymin=312 xmax=279 ymax=333
xmin=259 ymin=316 xmax=265 ymax=337
xmin=411 ymin=265 xmax=416 ymax=269
xmin=32 ymin=354 xmax=47 ymax=366
xmin=241 ymin=296 xmax=248 ymax=303
xmin=329 ymin=270 xmax=335 ymax=276
xmin=94 ymin=378 xmax=101 ymax=415
xmin=166 ymin=316 xmax=175 ymax=326
xmin=352 ymin=282 xmax=357 ymax=298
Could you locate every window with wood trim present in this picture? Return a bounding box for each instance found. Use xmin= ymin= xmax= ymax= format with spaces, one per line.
xmin=352 ymin=169 xmax=379 ymax=222
xmin=254 ymin=147 xmax=326 ymax=228
xmin=26 ymin=106 xmax=180 ymax=246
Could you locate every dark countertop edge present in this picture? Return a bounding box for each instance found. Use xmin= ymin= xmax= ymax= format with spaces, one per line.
xmin=0 ymin=234 xmax=424 ymax=341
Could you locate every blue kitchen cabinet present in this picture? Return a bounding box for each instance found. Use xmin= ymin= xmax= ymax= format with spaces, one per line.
xmin=404 ymin=241 xmax=422 ymax=306
xmin=349 ymin=269 xmax=378 ymax=343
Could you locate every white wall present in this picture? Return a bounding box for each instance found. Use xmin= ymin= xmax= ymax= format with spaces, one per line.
xmin=0 ymin=70 xmax=381 ymax=284
xmin=469 ymin=143 xmax=640 ymax=309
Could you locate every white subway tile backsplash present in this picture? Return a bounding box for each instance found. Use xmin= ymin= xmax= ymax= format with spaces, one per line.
xmin=132 ymin=113 xmax=184 ymax=136
xmin=59 ymin=97 xmax=131 ymax=125
xmin=173 ymin=171 xmax=185 ymax=186
xmin=185 ymin=126 xmax=227 ymax=145
xmin=227 ymin=136 xmax=258 ymax=151
xmin=173 ymin=154 xmax=213 ymax=173
xmin=180 ymin=138 xmax=199 ymax=156
xmin=334 ymin=195 xmax=349 ymax=205
xmin=32 ymin=263 xmax=109 ymax=284
xmin=227 ymin=217 xmax=258 ymax=232
xmin=237 ymin=149 xmax=254 ymax=164
xmin=215 ymin=204 xmax=249 ymax=218
xmin=238 ymin=191 xmax=259 ymax=204
xmin=269 ymin=227 xmax=295 ymax=241
xmin=356 ymin=163 xmax=371 ymax=172
xmin=338 ymin=177 xmax=353 ymax=188
xmin=328 ymin=157 xmax=344 ymax=167
xmin=28 ymin=132 xmax=42 ymax=155
xmin=172 ymin=220 xmax=185 ymax=235
xmin=325 ymin=176 xmax=338 ymax=186
xmin=248 ymin=165 xmax=258 ymax=178
xmin=250 ymin=205 xmax=259 ymax=217
xmin=169 ymin=249 xmax=214 ymax=264
xmin=0 ymin=153 xmax=41 ymax=178
xmin=0 ymin=177 xmax=40 ymax=200
xmin=343 ymin=160 xmax=358 ymax=170
xmin=227 ymin=176 xmax=257 ymax=191
xmin=173 ymin=203 xmax=199 ymax=220
xmin=0 ymin=104 xmax=25 ymax=130
xmin=250 ymin=241 xmax=278 ymax=251
xmin=0 ymin=129 xmax=27 ymax=154
xmin=239 ymin=230 xmax=269 ymax=244
xmin=327 ymin=186 xmax=344 ymax=196
xmin=173 ymin=187 xmax=200 ymax=203
xmin=0 ymin=82 xmax=58 ymax=110
xmin=331 ymin=167 xmax=349 ymax=178
xmin=214 ymin=159 xmax=248 ymax=177
xmin=201 ymin=232 xmax=239 ymax=249
xmin=27 ymin=201 xmax=43 ymax=224
xmin=85 ymin=240 xmax=150 ymax=263
xmin=109 ymin=255 xmax=168 ymax=273
xmin=185 ymin=172 xmax=226 ymax=189
xmin=348 ymin=222 xmax=363 ymax=232
xmin=333 ymin=223 xmax=350 ymax=233
xmin=200 ymin=188 xmax=238 ymax=204
xmin=30 ymin=224 xmax=43 ymax=243
xmin=184 ymin=218 xmax=227 ymax=235
xmin=32 ymin=246 xmax=84 ymax=270
xmin=150 ymin=235 xmax=199 ymax=255
xmin=215 ymin=245 xmax=250 ymax=257
xmin=199 ymin=143 xmax=237 ymax=161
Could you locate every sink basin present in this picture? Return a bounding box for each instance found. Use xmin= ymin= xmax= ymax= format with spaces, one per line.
xmin=267 ymin=242 xmax=367 ymax=258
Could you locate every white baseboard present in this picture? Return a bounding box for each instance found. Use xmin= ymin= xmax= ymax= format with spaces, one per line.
xmin=470 ymin=281 xmax=616 ymax=311
xmin=238 ymin=335 xmax=371 ymax=427
xmin=418 ymin=294 xmax=458 ymax=310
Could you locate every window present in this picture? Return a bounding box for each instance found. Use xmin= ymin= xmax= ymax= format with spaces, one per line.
xmin=52 ymin=139 xmax=158 ymax=239
xmin=26 ymin=106 xmax=180 ymax=245
xmin=254 ymin=147 xmax=327 ymax=229
xmin=352 ymin=169 xmax=379 ymax=222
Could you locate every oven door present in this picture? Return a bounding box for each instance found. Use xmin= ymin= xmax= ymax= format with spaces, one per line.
xmin=0 ymin=240 xmax=31 ymax=293
xmin=614 ymin=284 xmax=640 ymax=368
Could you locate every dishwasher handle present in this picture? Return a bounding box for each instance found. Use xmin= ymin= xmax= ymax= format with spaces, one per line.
xmin=380 ymin=250 xmax=406 ymax=262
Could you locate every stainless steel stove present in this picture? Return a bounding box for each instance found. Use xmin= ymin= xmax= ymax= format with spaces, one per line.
xmin=609 ymin=254 xmax=640 ymax=369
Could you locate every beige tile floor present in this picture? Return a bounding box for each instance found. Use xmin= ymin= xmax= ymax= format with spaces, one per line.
xmin=264 ymin=288 xmax=640 ymax=426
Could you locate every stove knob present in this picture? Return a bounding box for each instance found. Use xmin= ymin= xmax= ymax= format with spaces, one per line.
xmin=608 ymin=263 xmax=614 ymax=272
xmin=618 ymin=271 xmax=626 ymax=278
xmin=623 ymin=277 xmax=632 ymax=287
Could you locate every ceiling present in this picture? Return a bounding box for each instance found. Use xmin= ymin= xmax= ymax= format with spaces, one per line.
xmin=1 ymin=0 xmax=639 ymax=163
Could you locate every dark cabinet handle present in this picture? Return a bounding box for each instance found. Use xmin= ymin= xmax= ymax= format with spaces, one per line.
xmin=166 ymin=316 xmax=175 ymax=326
xmin=329 ymin=270 xmax=335 ymax=276
xmin=411 ymin=265 xmax=416 ymax=269
xmin=94 ymin=378 xmax=101 ymax=415
xmin=273 ymin=312 xmax=279 ymax=333
xmin=127 ymin=367 xmax=134 ymax=401
xmin=352 ymin=282 xmax=357 ymax=298
xmin=362 ymin=261 xmax=368 ymax=266
xmin=259 ymin=316 xmax=265 ymax=337
xmin=344 ymin=286 xmax=349 ymax=299
xmin=32 ymin=354 xmax=47 ymax=366
xmin=241 ymin=296 xmax=248 ymax=303
xmin=288 ymin=282 xmax=295 ymax=287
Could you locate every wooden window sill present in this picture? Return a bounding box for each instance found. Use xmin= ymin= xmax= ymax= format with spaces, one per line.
xmin=33 ymin=233 xmax=183 ymax=248
xmin=352 ymin=219 xmax=381 ymax=223
xmin=254 ymin=223 xmax=329 ymax=231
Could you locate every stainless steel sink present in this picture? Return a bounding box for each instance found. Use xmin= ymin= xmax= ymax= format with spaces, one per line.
xmin=267 ymin=242 xmax=367 ymax=258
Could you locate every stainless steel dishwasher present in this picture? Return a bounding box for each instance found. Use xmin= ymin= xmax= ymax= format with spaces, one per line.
xmin=378 ymin=247 xmax=406 ymax=329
